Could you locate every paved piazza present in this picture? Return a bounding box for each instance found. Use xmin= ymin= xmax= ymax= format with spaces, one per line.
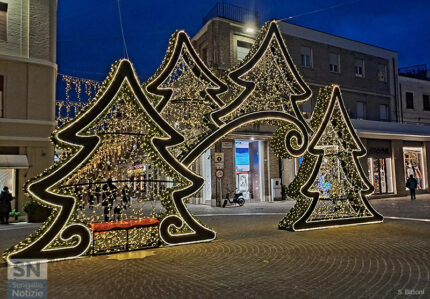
xmin=0 ymin=196 xmax=429 ymax=298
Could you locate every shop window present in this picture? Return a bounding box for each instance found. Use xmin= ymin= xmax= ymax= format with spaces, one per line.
xmin=406 ymin=92 xmax=414 ymax=109
xmin=379 ymin=104 xmax=388 ymax=121
xmin=301 ymin=47 xmax=312 ymax=68
xmin=236 ymin=40 xmax=252 ymax=61
xmin=403 ymin=147 xmax=425 ymax=190
xmin=356 ymin=102 xmax=366 ymax=119
xmin=378 ymin=64 xmax=387 ymax=82
xmin=367 ymin=157 xmax=393 ymax=194
xmin=0 ymin=3 xmax=6 ymax=41
xmin=423 ymin=94 xmax=430 ymax=111
xmin=0 ymin=168 xmax=15 ymax=196
xmin=355 ymin=59 xmax=365 ymax=78
xmin=329 ymin=53 xmax=340 ymax=73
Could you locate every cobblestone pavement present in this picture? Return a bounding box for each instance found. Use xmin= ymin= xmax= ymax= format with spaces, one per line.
xmin=0 ymin=196 xmax=429 ymax=298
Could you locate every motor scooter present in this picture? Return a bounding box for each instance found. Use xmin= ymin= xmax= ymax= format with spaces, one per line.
xmin=222 ymin=189 xmax=245 ymax=208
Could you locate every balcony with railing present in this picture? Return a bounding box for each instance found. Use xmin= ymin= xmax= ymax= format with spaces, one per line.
xmin=202 ymin=2 xmax=260 ymax=26
xmin=399 ymin=64 xmax=430 ymax=81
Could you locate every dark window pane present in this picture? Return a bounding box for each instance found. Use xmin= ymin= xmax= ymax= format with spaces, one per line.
xmin=406 ymin=92 xmax=414 ymax=109
xmin=423 ymin=95 xmax=430 ymax=111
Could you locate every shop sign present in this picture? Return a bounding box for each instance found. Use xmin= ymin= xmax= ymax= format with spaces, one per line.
xmin=368 ymin=147 xmax=390 ymax=157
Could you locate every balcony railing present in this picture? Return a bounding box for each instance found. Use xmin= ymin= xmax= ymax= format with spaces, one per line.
xmin=203 ymin=2 xmax=260 ymax=26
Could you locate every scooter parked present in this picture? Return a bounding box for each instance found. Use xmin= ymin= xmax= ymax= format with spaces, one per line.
xmin=222 ymin=189 xmax=245 ymax=208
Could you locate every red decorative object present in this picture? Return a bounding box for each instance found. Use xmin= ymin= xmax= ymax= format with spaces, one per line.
xmin=90 ymin=218 xmax=160 ymax=232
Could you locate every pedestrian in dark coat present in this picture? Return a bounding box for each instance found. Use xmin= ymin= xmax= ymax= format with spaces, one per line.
xmin=406 ymin=174 xmax=418 ymax=200
xmin=0 ymin=186 xmax=13 ymax=224
xmin=121 ymin=185 xmax=130 ymax=209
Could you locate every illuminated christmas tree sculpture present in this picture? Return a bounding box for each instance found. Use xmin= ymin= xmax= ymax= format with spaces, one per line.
xmin=212 ymin=21 xmax=312 ymax=127
xmin=145 ymin=30 xmax=228 ymax=160
xmin=279 ymin=85 xmax=383 ymax=230
xmin=182 ymin=21 xmax=312 ymax=168
xmin=3 ymin=59 xmax=215 ymax=263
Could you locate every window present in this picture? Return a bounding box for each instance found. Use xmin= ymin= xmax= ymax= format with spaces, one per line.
xmin=378 ymin=64 xmax=387 ymax=82
xmin=379 ymin=104 xmax=388 ymax=120
xmin=300 ymin=47 xmax=312 ymax=68
xmin=355 ymin=59 xmax=365 ymax=78
xmin=404 ymin=147 xmax=426 ymax=190
xmin=356 ymin=102 xmax=366 ymax=119
xmin=423 ymin=94 xmax=430 ymax=111
xmin=0 ymin=3 xmax=6 ymax=41
xmin=236 ymin=40 xmax=252 ymax=61
xmin=406 ymin=92 xmax=414 ymax=109
xmin=0 ymin=75 xmax=3 ymax=117
xmin=329 ymin=53 xmax=340 ymax=73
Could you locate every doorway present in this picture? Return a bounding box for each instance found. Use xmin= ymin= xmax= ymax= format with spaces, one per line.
xmin=235 ymin=140 xmax=263 ymax=202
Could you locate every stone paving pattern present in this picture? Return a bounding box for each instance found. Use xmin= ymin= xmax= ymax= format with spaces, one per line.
xmin=0 ymin=196 xmax=429 ymax=298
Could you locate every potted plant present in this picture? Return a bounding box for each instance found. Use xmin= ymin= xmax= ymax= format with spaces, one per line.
xmin=9 ymin=209 xmax=21 ymax=222
xmin=23 ymin=200 xmax=51 ymax=223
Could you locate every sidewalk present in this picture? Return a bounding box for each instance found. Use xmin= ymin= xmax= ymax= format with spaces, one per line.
xmin=188 ymin=194 xmax=430 ymax=220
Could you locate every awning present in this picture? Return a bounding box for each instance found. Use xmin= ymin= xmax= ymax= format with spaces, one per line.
xmin=352 ymin=119 xmax=430 ymax=141
xmin=0 ymin=155 xmax=29 ymax=169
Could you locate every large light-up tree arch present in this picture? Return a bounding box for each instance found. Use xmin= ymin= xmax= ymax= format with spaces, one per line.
xmin=3 ymin=21 xmax=383 ymax=264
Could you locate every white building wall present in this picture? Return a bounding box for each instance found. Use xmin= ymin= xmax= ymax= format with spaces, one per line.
xmin=0 ymin=0 xmax=29 ymax=58
xmin=400 ymin=76 xmax=430 ymax=125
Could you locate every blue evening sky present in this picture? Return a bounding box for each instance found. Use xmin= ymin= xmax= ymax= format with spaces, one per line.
xmin=58 ymin=0 xmax=430 ymax=82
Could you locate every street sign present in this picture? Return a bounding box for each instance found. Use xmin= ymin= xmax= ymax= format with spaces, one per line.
xmin=214 ymin=152 xmax=224 ymax=169
xmin=215 ymin=169 xmax=224 ymax=178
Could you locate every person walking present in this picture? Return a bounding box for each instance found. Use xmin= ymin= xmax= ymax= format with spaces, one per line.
xmin=101 ymin=184 xmax=110 ymax=221
xmin=102 ymin=178 xmax=117 ymax=221
xmin=121 ymin=184 xmax=130 ymax=210
xmin=0 ymin=186 xmax=13 ymax=224
xmin=406 ymin=174 xmax=418 ymax=200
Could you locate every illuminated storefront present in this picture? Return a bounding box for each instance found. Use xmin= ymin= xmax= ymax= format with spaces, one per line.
xmin=403 ymin=147 xmax=426 ymax=190
xmin=0 ymin=168 xmax=15 ymax=196
xmin=367 ymin=157 xmax=394 ymax=194
xmin=0 ymin=155 xmax=29 ymax=209
xmin=365 ymin=141 xmax=394 ymax=194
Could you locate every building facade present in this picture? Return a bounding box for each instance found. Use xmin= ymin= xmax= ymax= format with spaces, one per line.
xmin=398 ymin=66 xmax=430 ymax=125
xmin=0 ymin=0 xmax=57 ymax=211
xmin=191 ymin=3 xmax=430 ymax=205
